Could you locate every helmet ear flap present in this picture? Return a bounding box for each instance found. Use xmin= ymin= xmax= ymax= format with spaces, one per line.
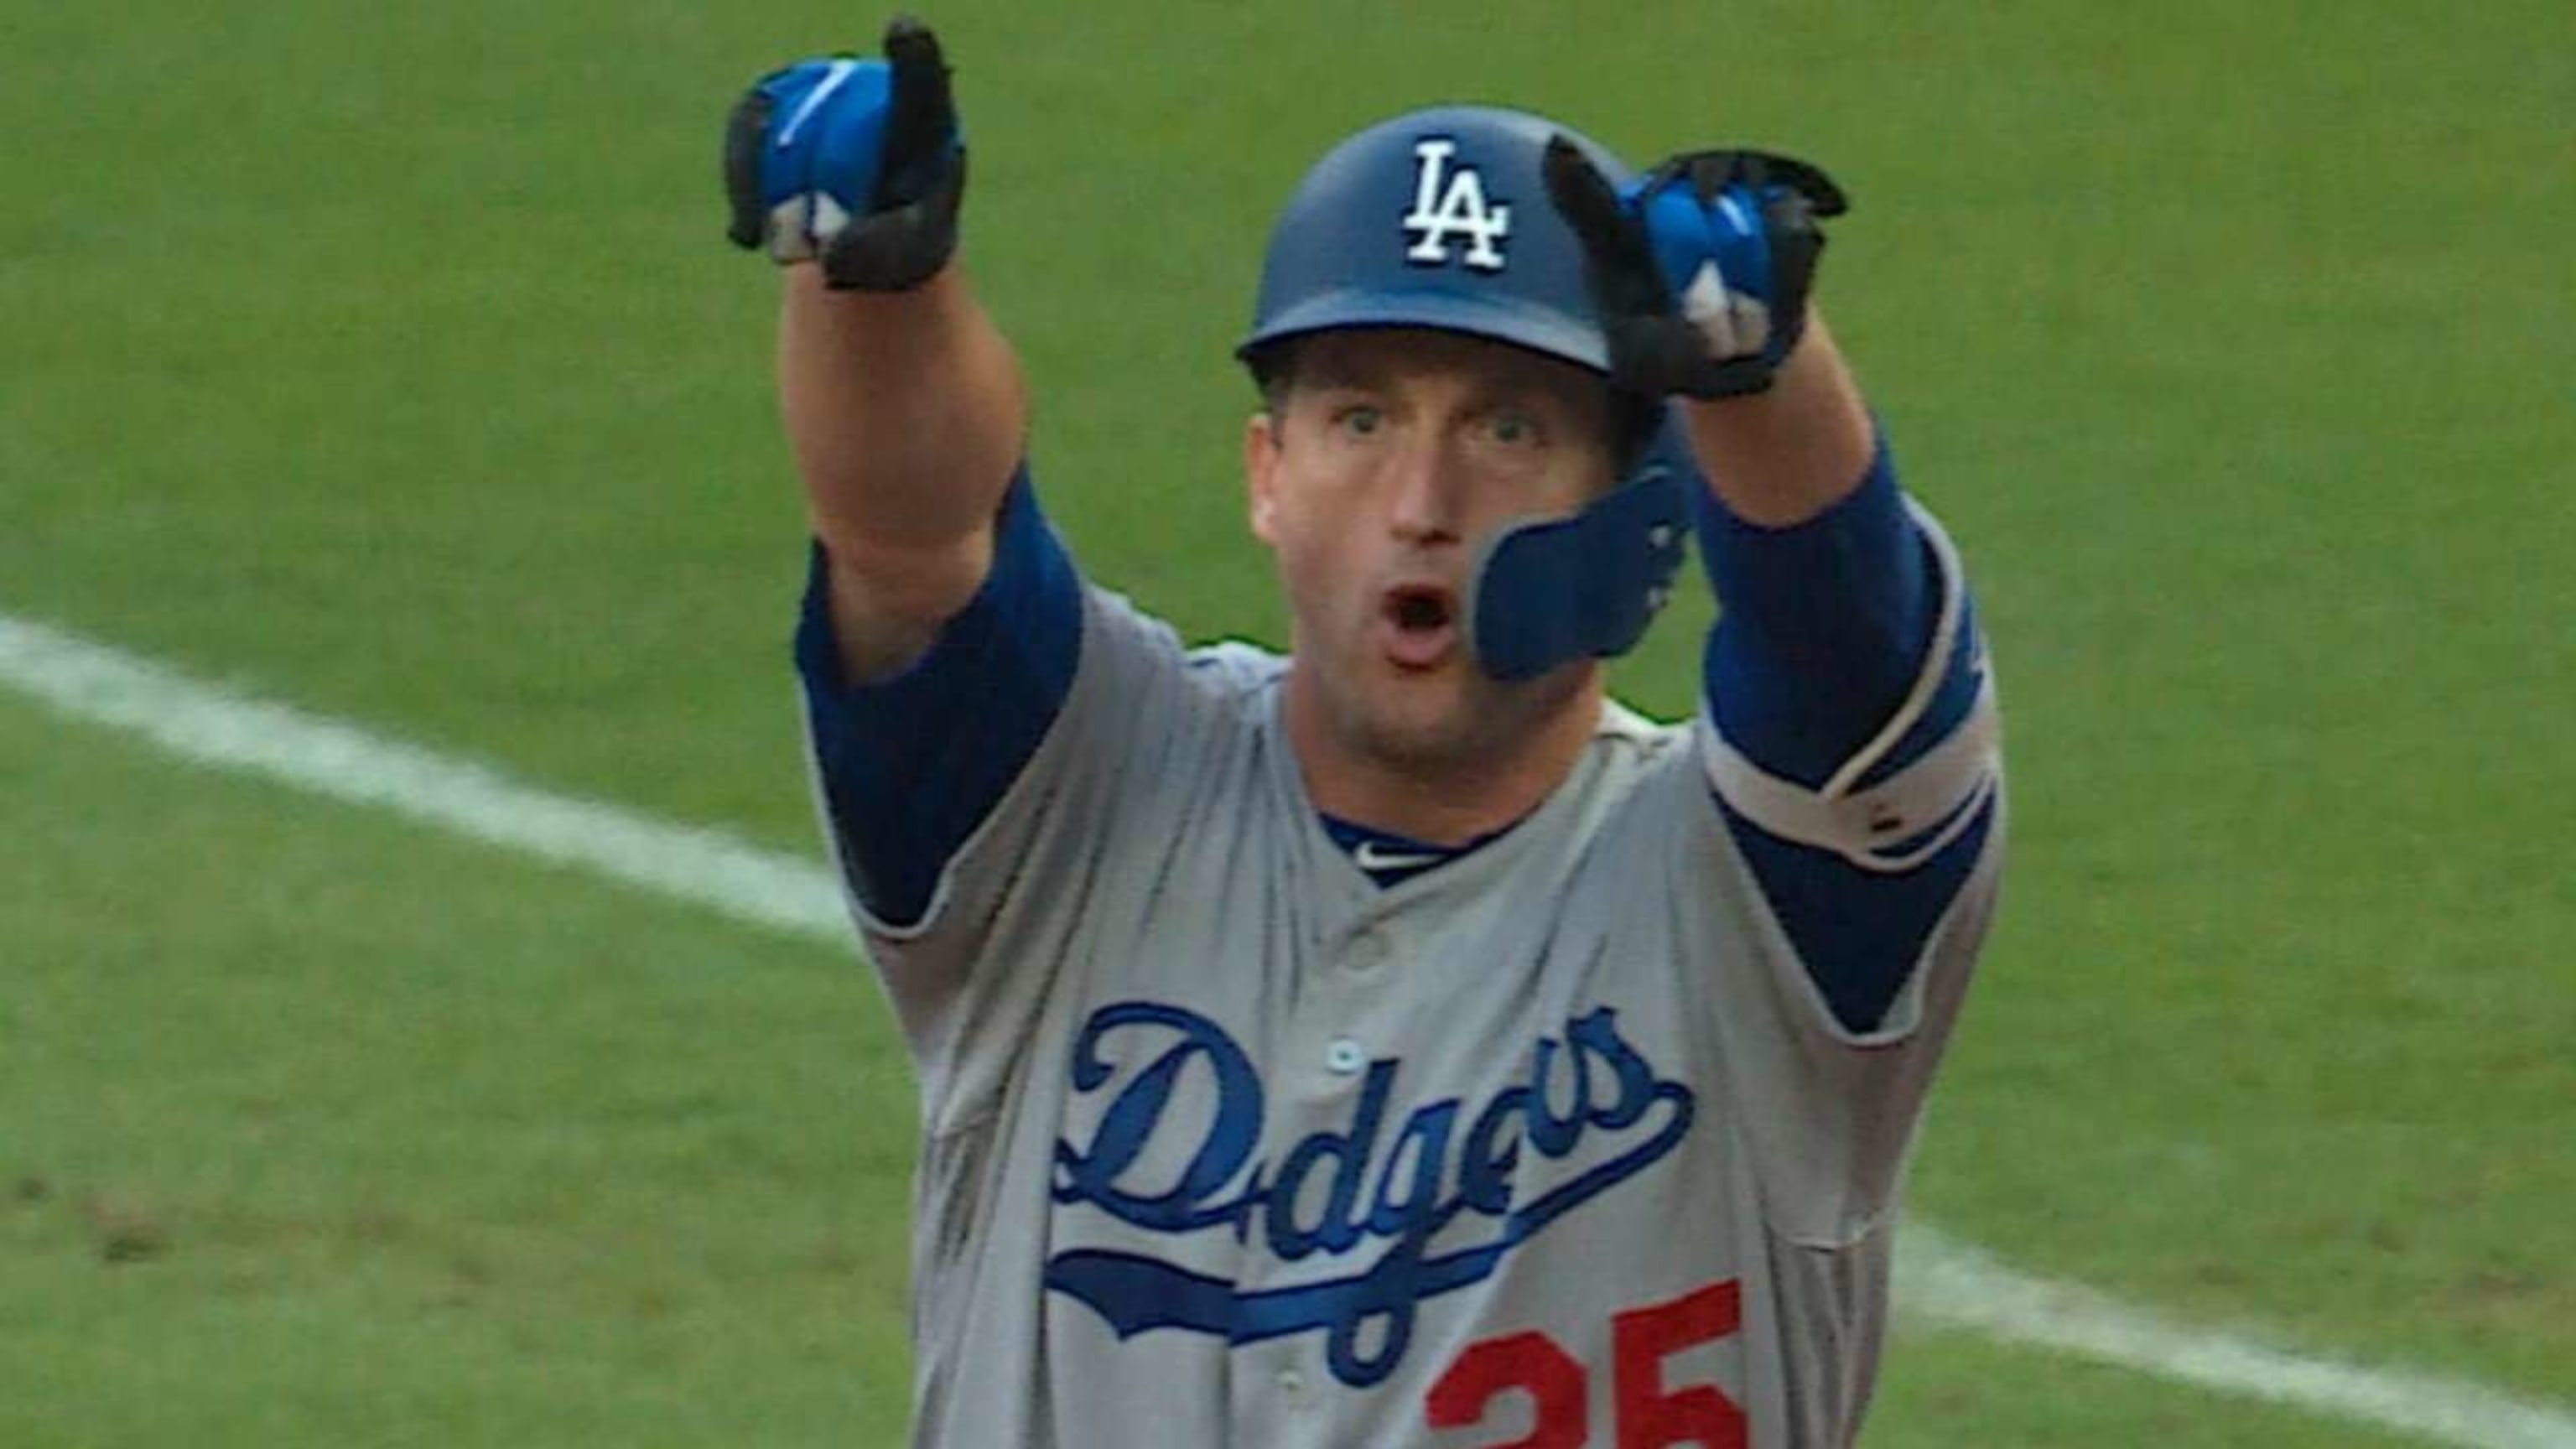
xmin=1468 ymin=419 xmax=1694 ymax=681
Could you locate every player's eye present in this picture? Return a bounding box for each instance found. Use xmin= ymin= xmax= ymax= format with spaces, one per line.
xmin=1482 ymin=410 xmax=1545 ymax=449
xmin=1334 ymin=404 xmax=1386 ymax=439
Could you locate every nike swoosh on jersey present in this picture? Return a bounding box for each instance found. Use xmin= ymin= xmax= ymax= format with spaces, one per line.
xmin=1353 ymin=840 xmax=1445 ymax=871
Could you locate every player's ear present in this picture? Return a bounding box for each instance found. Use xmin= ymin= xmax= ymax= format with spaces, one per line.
xmin=1245 ymin=410 xmax=1283 ymax=546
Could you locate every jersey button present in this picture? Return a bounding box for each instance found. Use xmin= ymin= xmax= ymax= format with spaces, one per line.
xmin=1325 ymin=1037 xmax=1367 ymax=1076
xmin=1277 ymin=1368 xmax=1306 ymax=1396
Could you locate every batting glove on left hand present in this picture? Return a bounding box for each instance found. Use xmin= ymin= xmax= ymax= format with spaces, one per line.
xmin=722 ymin=17 xmax=963 ymax=291
xmin=1543 ymin=139 xmax=1848 ymax=399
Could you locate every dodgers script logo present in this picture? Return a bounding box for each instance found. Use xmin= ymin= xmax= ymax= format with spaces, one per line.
xmin=1403 ymin=137 xmax=1512 ymax=271
xmin=1046 ymin=1002 xmax=1694 ymax=1388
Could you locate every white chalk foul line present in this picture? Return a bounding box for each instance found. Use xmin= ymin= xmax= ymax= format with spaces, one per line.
xmin=1896 ymin=1226 xmax=2576 ymax=1449
xmin=0 ymin=611 xmax=849 ymax=943
xmin=4 ymin=607 xmax=2571 ymax=1449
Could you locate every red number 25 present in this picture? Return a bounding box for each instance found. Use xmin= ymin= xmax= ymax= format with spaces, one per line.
xmin=1424 ymin=1279 xmax=1746 ymax=1448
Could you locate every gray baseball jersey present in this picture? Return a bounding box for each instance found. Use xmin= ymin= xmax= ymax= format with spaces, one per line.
xmin=813 ymin=517 xmax=2002 ymax=1448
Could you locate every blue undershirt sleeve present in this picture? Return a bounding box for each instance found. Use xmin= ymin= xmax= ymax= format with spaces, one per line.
xmin=795 ymin=468 xmax=1083 ymax=929
xmin=1696 ymin=431 xmax=1996 ymax=1034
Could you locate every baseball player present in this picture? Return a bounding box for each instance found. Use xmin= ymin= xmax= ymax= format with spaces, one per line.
xmin=727 ymin=17 xmax=2003 ymax=1447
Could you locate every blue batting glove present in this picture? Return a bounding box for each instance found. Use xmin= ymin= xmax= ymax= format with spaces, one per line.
xmin=1545 ymin=143 xmax=1848 ymax=398
xmin=722 ymin=17 xmax=963 ymax=292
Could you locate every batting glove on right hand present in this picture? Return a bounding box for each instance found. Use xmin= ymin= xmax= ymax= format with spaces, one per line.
xmin=723 ymin=16 xmax=963 ymax=292
xmin=1543 ymin=138 xmax=1848 ymax=399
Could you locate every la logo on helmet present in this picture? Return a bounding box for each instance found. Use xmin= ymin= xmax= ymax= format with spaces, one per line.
xmin=1402 ymin=138 xmax=1511 ymax=272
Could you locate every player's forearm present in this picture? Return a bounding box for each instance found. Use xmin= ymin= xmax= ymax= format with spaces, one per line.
xmin=1679 ymin=314 xmax=1877 ymax=528
xmin=780 ymin=265 xmax=1027 ymax=558
xmin=1688 ymin=315 xmax=1940 ymax=783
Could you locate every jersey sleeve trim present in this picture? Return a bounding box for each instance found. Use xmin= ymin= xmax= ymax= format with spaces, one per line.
xmin=1698 ymin=500 xmax=2001 ymax=874
xmin=1716 ymin=788 xmax=2002 ymax=1044
xmin=819 ymin=592 xmax=1094 ymax=950
xmin=798 ymin=467 xmax=1083 ymax=932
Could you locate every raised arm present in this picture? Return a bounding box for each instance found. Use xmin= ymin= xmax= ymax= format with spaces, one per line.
xmin=729 ymin=20 xmax=1027 ymax=681
xmin=780 ymin=268 xmax=1025 ymax=679
xmin=1547 ymin=142 xmax=2002 ymax=1031
xmin=1675 ymin=314 xmax=1872 ymax=527
xmin=1545 ymin=143 xmax=1874 ymax=524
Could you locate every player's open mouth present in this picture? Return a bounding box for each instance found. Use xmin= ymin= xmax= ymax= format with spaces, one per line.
xmin=1379 ymin=584 xmax=1457 ymax=668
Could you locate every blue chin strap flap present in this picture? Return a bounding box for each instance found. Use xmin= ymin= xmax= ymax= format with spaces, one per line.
xmin=1467 ymin=420 xmax=1695 ymax=681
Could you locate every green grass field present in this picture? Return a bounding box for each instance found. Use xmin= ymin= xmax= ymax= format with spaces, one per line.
xmin=4 ymin=2 xmax=2569 ymax=1443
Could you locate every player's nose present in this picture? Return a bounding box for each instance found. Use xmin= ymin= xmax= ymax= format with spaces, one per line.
xmin=1385 ymin=429 xmax=1467 ymax=547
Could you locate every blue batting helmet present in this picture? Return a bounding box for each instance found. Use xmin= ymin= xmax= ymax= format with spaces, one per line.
xmin=1239 ymin=105 xmax=1628 ymax=374
xmin=1239 ymin=105 xmax=1694 ymax=682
